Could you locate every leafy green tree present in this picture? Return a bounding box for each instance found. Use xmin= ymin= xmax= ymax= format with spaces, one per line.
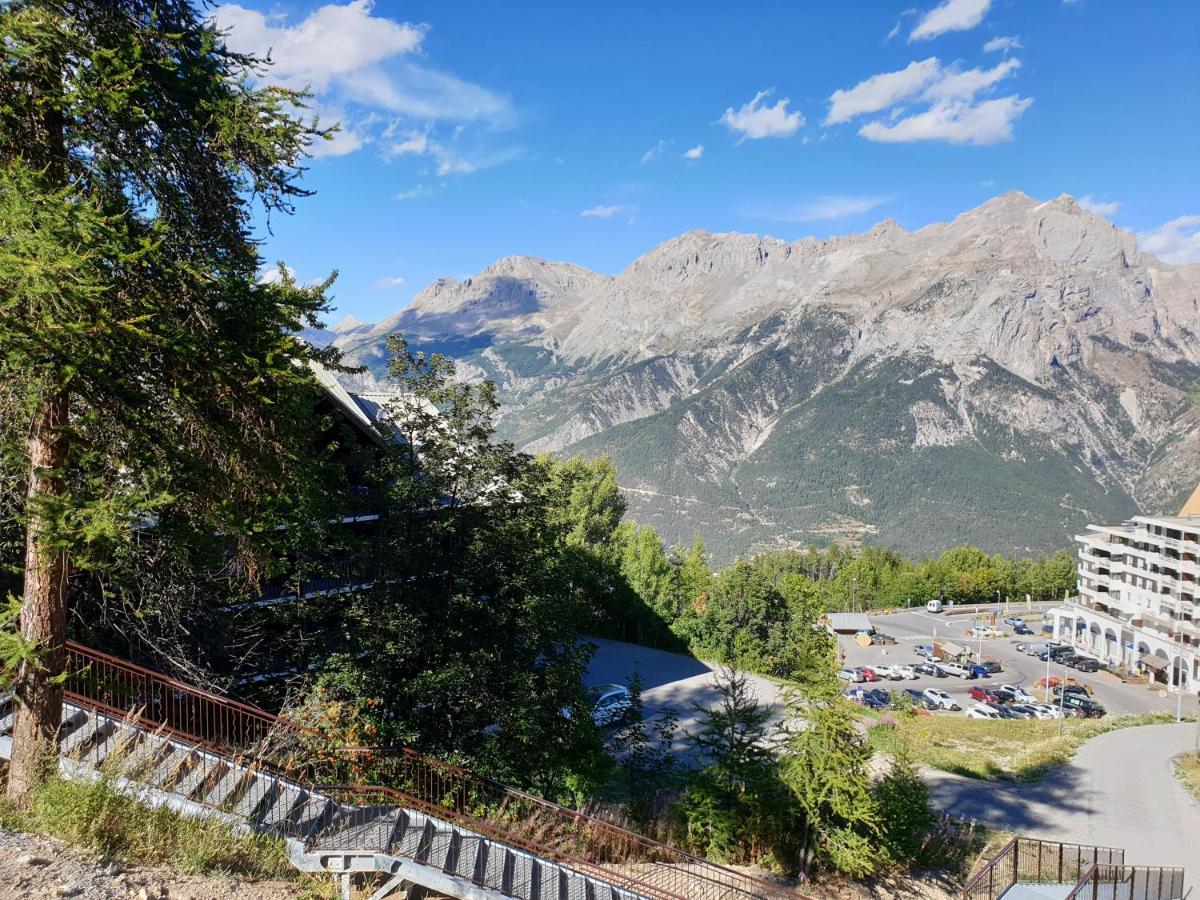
xmin=680 ymin=668 xmax=801 ymax=866
xmin=610 ymin=674 xmax=680 ymax=825
xmin=316 ymin=336 xmax=607 ymax=796
xmin=0 ymin=0 xmax=333 ymax=803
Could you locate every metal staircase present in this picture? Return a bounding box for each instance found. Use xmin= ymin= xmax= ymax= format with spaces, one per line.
xmin=0 ymin=643 xmax=798 ymax=900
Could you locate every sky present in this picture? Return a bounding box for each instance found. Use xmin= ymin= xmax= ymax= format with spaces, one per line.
xmin=211 ymin=0 xmax=1200 ymax=324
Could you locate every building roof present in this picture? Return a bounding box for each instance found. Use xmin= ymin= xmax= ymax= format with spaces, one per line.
xmin=827 ymin=612 xmax=873 ymax=632
xmin=307 ymin=360 xmax=390 ymax=447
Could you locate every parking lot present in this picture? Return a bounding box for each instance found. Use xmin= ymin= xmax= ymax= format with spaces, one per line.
xmin=838 ymin=608 xmax=1188 ymax=717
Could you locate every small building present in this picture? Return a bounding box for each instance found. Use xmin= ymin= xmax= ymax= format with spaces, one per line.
xmin=826 ymin=612 xmax=874 ymax=635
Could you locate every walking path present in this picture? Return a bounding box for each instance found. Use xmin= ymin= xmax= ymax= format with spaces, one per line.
xmin=924 ymin=723 xmax=1200 ymax=895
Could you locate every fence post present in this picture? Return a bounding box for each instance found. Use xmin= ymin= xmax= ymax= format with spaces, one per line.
xmin=1058 ymin=844 xmax=1064 ymax=883
xmin=1013 ymin=840 xmax=1019 ymax=886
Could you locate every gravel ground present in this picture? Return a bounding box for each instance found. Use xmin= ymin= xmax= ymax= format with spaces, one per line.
xmin=0 ymin=828 xmax=309 ymax=900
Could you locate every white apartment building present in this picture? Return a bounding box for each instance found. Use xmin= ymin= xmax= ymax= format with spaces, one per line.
xmin=1051 ymin=485 xmax=1200 ymax=693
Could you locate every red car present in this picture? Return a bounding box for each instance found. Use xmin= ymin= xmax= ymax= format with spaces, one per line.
xmin=856 ymin=667 xmax=879 ymax=682
xmin=968 ymin=686 xmax=1001 ymax=704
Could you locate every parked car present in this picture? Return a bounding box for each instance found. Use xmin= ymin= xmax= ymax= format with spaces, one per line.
xmin=1029 ymin=704 xmax=1063 ymax=720
xmin=1007 ymin=704 xmax=1040 ymax=718
xmin=913 ymin=662 xmax=946 ymax=677
xmin=589 ymin=684 xmax=633 ymax=727
xmin=969 ymin=664 xmax=991 ymax=679
xmin=845 ymin=688 xmax=888 ymax=709
xmin=996 ymin=685 xmax=1035 ymax=703
xmin=1020 ymin=642 xmax=1049 ymax=656
xmin=1061 ymin=694 xmax=1106 ymax=717
xmin=978 ymin=660 xmax=1003 ymax=674
xmin=856 ymin=667 xmax=879 ymax=682
xmin=972 ymin=624 xmax=1003 ymax=638
xmin=836 ymin=667 xmax=862 ymax=683
xmin=1074 ymin=659 xmax=1101 ymax=673
xmin=937 ymin=661 xmax=971 ymax=678
xmin=926 ymin=599 xmax=944 ymax=613
xmin=871 ymin=632 xmax=898 ymax=646
xmin=922 ymin=688 xmax=961 ymax=711
xmin=966 ymin=704 xmax=1002 ymax=719
xmin=968 ymin=685 xmax=1002 ymax=704
xmin=891 ymin=665 xmax=918 ymax=680
xmin=1004 ymin=616 xmax=1026 ymax=627
xmin=903 ymin=688 xmax=938 ymax=710
xmin=914 ymin=643 xmax=934 ymax=658
xmin=870 ymin=664 xmax=905 ymax=680
xmin=1013 ymin=623 xmax=1034 ymax=635
xmin=1053 ymin=683 xmax=1094 ymax=697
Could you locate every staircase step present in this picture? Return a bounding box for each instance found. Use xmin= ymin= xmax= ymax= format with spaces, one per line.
xmin=172 ymin=753 xmax=219 ymax=801
xmin=257 ymin=780 xmax=305 ymax=832
xmin=423 ymin=826 xmax=455 ymax=872
xmin=484 ymin=845 xmax=512 ymax=894
xmin=291 ymin=794 xmax=337 ymax=842
xmin=451 ymin=833 xmax=485 ymax=882
xmin=149 ymin=746 xmax=194 ymax=792
xmin=200 ymin=761 xmax=244 ymax=809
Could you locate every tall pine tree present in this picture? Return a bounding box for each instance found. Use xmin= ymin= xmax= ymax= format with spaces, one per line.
xmin=0 ymin=0 xmax=334 ymax=803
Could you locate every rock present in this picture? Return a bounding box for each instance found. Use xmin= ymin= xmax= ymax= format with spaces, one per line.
xmin=54 ymin=886 xmax=82 ymax=898
xmin=17 ymin=853 xmax=50 ymax=866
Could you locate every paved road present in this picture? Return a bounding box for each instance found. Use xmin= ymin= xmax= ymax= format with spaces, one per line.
xmin=846 ymin=609 xmax=1185 ymax=717
xmin=925 ymin=723 xmax=1200 ymax=895
xmin=584 ymin=638 xmax=786 ymax=741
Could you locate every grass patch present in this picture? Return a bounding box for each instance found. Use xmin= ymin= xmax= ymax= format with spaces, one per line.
xmin=0 ymin=774 xmax=292 ymax=879
xmin=868 ymin=711 xmax=1179 ymax=781
xmin=1175 ymin=752 xmax=1200 ymax=804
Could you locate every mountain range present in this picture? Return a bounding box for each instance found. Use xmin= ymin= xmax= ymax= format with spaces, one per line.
xmin=318 ymin=193 xmax=1200 ymax=562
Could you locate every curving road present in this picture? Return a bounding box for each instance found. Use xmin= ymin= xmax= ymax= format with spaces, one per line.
xmin=925 ymin=723 xmax=1200 ymax=895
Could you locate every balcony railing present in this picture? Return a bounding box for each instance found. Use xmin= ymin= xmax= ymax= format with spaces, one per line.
xmin=1065 ymin=864 xmax=1185 ymax=900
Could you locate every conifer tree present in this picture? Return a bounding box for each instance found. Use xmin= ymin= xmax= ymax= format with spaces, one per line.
xmin=0 ymin=0 xmax=332 ymax=803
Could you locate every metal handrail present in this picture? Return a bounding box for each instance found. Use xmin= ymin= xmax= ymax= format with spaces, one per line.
xmin=962 ymin=837 xmax=1126 ymax=900
xmin=57 ymin=642 xmax=799 ymax=899
xmin=1064 ymin=865 xmax=1098 ymax=900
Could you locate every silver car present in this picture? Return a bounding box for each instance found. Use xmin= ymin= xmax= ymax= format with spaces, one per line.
xmin=589 ymin=684 xmax=633 ymax=727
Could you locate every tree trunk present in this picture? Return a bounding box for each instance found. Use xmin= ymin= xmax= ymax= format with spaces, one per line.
xmin=7 ymin=389 xmax=70 ymax=806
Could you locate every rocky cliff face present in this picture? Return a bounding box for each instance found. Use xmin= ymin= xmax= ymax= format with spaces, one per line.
xmin=331 ymin=193 xmax=1200 ymax=562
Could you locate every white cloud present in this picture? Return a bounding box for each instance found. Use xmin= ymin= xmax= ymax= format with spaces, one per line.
xmin=640 ymin=139 xmax=669 ymax=164
xmin=395 ymin=184 xmax=433 ymax=201
xmin=1079 ymin=195 xmax=1121 ymax=217
xmin=1137 ymin=216 xmax=1200 ymax=265
xmin=910 ymin=0 xmax=992 ymax=42
xmin=211 ymin=1 xmax=514 ymax=164
xmin=212 ymin=1 xmax=424 ymax=92
xmin=885 ymin=21 xmax=902 ymax=42
xmin=720 ymin=90 xmax=804 ymax=140
xmin=580 ymin=205 xmax=626 ymax=218
xmin=750 ymin=195 xmax=892 ymax=222
xmin=923 ymin=58 xmax=1020 ymax=102
xmin=683 ymin=145 xmax=704 ymax=160
xmin=257 ymin=263 xmax=296 ymax=285
xmin=389 ymin=132 xmax=429 ymax=156
xmin=372 ymin=275 xmax=406 ymax=289
xmin=983 ymin=34 xmax=1022 ymax=53
xmin=830 ymin=55 xmax=1031 ymax=145
xmin=826 ymin=58 xmax=941 ymax=125
xmin=860 ymin=95 xmax=1032 ymax=144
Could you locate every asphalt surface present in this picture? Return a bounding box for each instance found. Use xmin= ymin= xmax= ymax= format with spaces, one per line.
xmin=844 ymin=609 xmax=1188 ymax=717
xmin=925 ymin=723 xmax=1200 ymax=894
xmin=584 ymin=637 xmax=786 ymax=743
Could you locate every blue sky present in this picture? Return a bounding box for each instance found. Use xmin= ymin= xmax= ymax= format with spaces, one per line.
xmin=213 ymin=0 xmax=1200 ymax=324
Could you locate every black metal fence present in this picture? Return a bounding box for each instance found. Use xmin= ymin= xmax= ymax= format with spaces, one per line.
xmin=1066 ymin=865 xmax=1186 ymax=900
xmin=963 ymin=837 xmax=1126 ymax=900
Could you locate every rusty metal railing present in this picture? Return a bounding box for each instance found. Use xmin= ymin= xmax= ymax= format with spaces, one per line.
xmin=58 ymin=642 xmax=799 ymax=899
xmin=1065 ymin=864 xmax=1186 ymax=900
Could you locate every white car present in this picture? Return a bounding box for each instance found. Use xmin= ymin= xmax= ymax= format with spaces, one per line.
xmin=1030 ymin=703 xmax=1063 ymax=719
xmin=966 ymin=704 xmax=1002 ymax=719
xmin=997 ymin=684 xmax=1035 ymax=703
xmin=922 ymin=688 xmax=961 ymax=711
xmin=837 ymin=667 xmax=863 ymax=683
xmin=588 ymin=684 xmax=633 ymax=727
xmin=892 ymin=665 xmax=918 ymax=680
xmin=971 ymin=625 xmax=1003 ymax=638
xmin=870 ymin=664 xmax=905 ymax=680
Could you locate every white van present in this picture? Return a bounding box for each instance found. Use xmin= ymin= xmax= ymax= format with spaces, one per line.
xmin=926 ymin=599 xmax=944 ymax=613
